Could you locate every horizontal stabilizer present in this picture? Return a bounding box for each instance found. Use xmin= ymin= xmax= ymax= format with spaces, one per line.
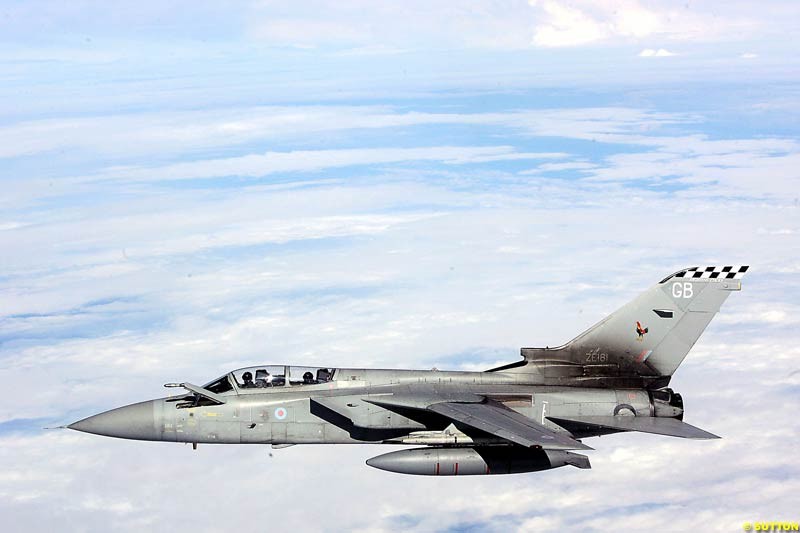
xmin=548 ymin=415 xmax=719 ymax=439
xmin=558 ymin=450 xmax=592 ymax=469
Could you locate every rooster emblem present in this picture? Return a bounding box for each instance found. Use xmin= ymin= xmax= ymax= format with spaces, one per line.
xmin=635 ymin=321 xmax=649 ymax=341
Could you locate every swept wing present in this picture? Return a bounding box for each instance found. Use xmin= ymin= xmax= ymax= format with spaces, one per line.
xmin=366 ymin=395 xmax=591 ymax=450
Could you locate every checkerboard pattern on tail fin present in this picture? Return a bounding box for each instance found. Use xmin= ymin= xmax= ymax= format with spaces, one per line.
xmin=661 ymin=265 xmax=749 ymax=282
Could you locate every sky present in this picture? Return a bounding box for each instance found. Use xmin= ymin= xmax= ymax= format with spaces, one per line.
xmin=1 ymin=1 xmax=799 ymax=531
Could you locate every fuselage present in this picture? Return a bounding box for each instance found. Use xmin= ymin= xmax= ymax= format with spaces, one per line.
xmin=68 ymin=365 xmax=666 ymax=446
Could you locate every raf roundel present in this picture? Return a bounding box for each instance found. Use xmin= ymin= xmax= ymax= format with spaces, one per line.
xmin=274 ymin=407 xmax=288 ymax=420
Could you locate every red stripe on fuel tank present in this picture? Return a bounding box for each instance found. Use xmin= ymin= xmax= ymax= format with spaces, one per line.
xmin=435 ymin=462 xmax=440 ymax=476
xmin=454 ymin=462 xmax=459 ymax=475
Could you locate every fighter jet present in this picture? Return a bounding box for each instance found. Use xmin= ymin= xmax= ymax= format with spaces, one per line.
xmin=68 ymin=266 xmax=748 ymax=475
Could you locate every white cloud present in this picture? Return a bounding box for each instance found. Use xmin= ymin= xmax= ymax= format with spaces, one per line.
xmin=529 ymin=0 xmax=609 ymax=47
xmin=0 ymin=105 xmax=607 ymax=162
xmin=0 ymin=222 xmax=27 ymax=231
xmin=97 ymin=146 xmax=566 ymax=182
xmin=716 ymin=304 xmax=800 ymax=326
xmin=242 ymin=0 xmax=775 ymax=51
xmin=638 ymin=48 xmax=676 ymax=57
xmin=529 ymin=0 xmax=736 ymax=47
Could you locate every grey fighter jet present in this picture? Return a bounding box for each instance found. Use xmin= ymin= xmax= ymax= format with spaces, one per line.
xmin=68 ymin=266 xmax=748 ymax=475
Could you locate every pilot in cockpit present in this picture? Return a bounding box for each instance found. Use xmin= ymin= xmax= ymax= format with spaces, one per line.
xmin=302 ymin=371 xmax=315 ymax=384
xmin=255 ymin=369 xmax=272 ymax=387
xmin=241 ymin=371 xmax=256 ymax=388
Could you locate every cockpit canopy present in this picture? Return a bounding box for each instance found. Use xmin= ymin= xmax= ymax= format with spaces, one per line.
xmin=203 ymin=365 xmax=336 ymax=394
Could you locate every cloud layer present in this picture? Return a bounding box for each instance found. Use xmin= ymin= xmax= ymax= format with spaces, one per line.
xmin=2 ymin=2 xmax=799 ymax=532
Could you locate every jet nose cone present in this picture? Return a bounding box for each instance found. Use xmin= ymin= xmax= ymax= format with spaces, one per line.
xmin=69 ymin=400 xmax=159 ymax=441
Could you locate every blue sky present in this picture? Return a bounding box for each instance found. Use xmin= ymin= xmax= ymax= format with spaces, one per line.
xmin=1 ymin=1 xmax=799 ymax=531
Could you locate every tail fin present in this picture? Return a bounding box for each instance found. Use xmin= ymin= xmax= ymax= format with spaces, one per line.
xmin=507 ymin=266 xmax=748 ymax=382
